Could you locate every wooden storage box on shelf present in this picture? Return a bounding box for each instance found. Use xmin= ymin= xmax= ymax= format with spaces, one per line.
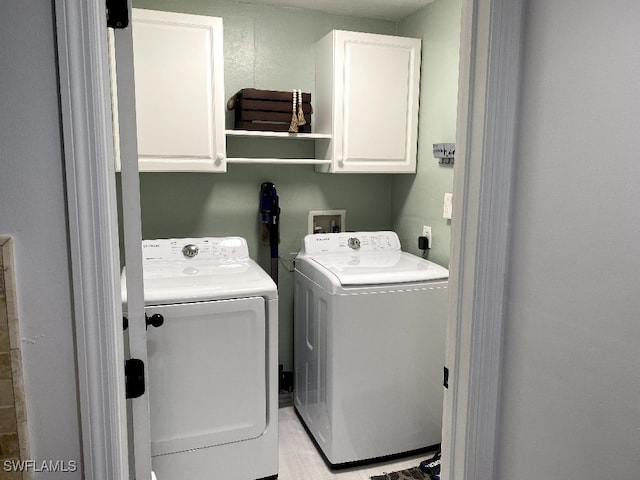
xmin=230 ymin=88 xmax=312 ymax=133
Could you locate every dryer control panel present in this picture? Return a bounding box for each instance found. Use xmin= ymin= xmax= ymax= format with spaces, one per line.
xmin=141 ymin=237 xmax=249 ymax=263
xmin=302 ymin=231 xmax=401 ymax=255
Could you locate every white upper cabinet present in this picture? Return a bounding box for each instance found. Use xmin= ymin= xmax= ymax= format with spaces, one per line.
xmin=315 ymin=30 xmax=421 ymax=173
xmin=130 ymin=9 xmax=226 ymax=172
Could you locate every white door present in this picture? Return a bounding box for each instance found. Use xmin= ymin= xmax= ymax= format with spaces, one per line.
xmin=110 ymin=12 xmax=153 ymax=480
xmin=145 ymin=298 xmax=267 ymax=457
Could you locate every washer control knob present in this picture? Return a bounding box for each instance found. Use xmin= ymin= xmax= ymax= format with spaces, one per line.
xmin=348 ymin=237 xmax=361 ymax=250
xmin=182 ymin=244 xmax=199 ymax=258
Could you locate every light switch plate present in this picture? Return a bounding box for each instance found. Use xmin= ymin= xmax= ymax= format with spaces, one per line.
xmin=443 ymin=193 xmax=453 ymax=219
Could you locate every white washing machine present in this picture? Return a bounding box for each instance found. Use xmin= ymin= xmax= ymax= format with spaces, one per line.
xmin=294 ymin=231 xmax=448 ymax=466
xmin=122 ymin=237 xmax=278 ymax=480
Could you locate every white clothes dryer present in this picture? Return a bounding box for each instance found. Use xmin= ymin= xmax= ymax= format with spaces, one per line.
xmin=122 ymin=237 xmax=278 ymax=480
xmin=294 ymin=231 xmax=448 ymax=466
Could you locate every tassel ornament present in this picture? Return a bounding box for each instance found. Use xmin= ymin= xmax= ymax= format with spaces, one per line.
xmin=297 ymin=89 xmax=306 ymax=126
xmin=289 ymin=89 xmax=299 ymax=133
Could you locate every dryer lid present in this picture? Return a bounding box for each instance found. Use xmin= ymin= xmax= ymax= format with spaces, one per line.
xmin=307 ymin=251 xmax=449 ymax=286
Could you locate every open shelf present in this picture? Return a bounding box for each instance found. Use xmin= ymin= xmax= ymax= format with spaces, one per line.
xmin=225 ymin=129 xmax=331 ymax=166
xmin=225 ymin=129 xmax=331 ymax=140
xmin=226 ymin=158 xmax=331 ymax=165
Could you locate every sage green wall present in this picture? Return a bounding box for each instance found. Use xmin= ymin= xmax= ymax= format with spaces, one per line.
xmin=392 ymin=0 xmax=462 ymax=267
xmin=131 ymin=0 xmax=397 ymax=371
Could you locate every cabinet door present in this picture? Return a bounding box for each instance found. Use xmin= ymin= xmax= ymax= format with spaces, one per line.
xmin=332 ymin=31 xmax=421 ymax=173
xmin=131 ymin=9 xmax=226 ymax=172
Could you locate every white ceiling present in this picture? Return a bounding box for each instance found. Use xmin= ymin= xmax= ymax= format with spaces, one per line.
xmin=234 ymin=0 xmax=435 ymax=21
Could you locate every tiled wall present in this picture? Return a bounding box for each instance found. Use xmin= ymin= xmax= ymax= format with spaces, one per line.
xmin=0 ymin=238 xmax=29 ymax=479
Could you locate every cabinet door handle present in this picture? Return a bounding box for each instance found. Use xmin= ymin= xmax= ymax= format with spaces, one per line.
xmin=337 ymin=155 xmax=344 ymax=167
xmin=145 ymin=313 xmax=165 ymax=329
xmin=215 ymin=153 xmax=225 ymax=165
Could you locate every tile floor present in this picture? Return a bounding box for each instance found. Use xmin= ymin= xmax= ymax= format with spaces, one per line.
xmin=278 ymin=406 xmax=435 ymax=480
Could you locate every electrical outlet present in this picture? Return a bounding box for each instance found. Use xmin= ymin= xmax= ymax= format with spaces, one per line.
xmin=422 ymin=225 xmax=432 ymax=248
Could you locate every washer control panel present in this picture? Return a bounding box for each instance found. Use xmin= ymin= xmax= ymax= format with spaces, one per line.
xmin=303 ymin=231 xmax=401 ymax=255
xmin=142 ymin=237 xmax=249 ymax=263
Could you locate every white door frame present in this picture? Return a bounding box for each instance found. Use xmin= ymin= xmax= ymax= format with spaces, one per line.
xmin=442 ymin=0 xmax=524 ymax=479
xmin=54 ymin=1 xmax=129 ymax=478
xmin=53 ymin=0 xmax=524 ymax=478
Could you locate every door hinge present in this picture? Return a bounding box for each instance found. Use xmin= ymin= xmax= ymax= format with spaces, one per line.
xmin=443 ymin=366 xmax=449 ymax=389
xmin=106 ymin=0 xmax=129 ymax=29
xmin=125 ymin=358 xmax=145 ymax=399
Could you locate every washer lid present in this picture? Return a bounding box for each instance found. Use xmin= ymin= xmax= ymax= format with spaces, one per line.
xmin=122 ymin=237 xmax=277 ymax=305
xmin=307 ymin=251 xmax=449 ymax=286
